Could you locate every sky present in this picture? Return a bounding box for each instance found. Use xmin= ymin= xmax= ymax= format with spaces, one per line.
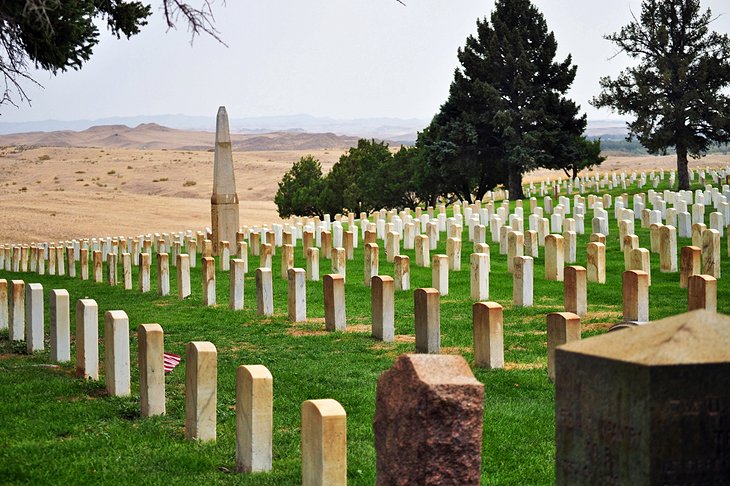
xmin=3 ymin=0 xmax=730 ymax=123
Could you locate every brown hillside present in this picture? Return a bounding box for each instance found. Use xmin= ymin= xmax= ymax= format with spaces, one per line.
xmin=0 ymin=124 xmax=361 ymax=152
xmin=0 ymin=129 xmax=727 ymax=243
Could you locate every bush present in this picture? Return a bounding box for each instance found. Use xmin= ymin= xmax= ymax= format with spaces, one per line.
xmin=274 ymin=140 xmax=428 ymax=219
xmin=274 ymin=155 xmax=325 ymax=218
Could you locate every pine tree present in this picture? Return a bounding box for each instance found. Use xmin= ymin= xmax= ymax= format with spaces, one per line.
xmin=423 ymin=0 xmax=586 ymax=200
xmin=592 ymin=0 xmax=730 ymax=190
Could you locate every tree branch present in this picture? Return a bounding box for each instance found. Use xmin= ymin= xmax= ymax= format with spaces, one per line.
xmin=162 ymin=0 xmax=228 ymax=47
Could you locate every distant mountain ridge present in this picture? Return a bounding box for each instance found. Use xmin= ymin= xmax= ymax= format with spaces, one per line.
xmin=0 ymin=114 xmax=427 ymax=143
xmin=0 ymin=113 xmax=630 ymax=143
xmin=0 ymin=123 xmax=364 ymax=151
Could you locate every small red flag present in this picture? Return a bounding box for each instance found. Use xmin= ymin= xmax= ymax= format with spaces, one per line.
xmin=163 ymin=352 xmax=181 ymax=373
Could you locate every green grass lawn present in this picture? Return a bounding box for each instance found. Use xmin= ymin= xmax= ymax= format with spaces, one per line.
xmin=0 ymin=177 xmax=728 ymax=485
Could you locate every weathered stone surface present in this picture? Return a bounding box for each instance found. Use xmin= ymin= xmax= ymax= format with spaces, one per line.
xmin=50 ymin=289 xmax=70 ymax=362
xmin=374 ymin=354 xmax=484 ymax=486
xmin=507 ymin=231 xmax=523 ymax=273
xmin=219 ymin=241 xmax=231 ymax=271
xmin=563 ymin=230 xmax=577 ymax=264
xmin=386 ymin=231 xmax=400 ymax=263
xmin=25 ymin=283 xmax=44 ymax=353
xmin=415 ymin=234 xmax=430 ymax=267
xmin=255 ymin=268 xmax=273 ymax=316
xmin=394 ymin=255 xmax=410 ymax=291
xmin=106 ymin=252 xmax=118 ymax=286
xmin=545 ymin=234 xmax=564 ymax=281
xmin=470 ymin=252 xmax=489 ymax=301
xmin=9 ymin=279 xmax=24 ymax=341
xmin=680 ymin=245 xmax=701 ymax=289
xmin=138 ymin=323 xmax=165 ymax=417
xmin=431 ymin=254 xmax=449 ymax=296
xmin=229 ymin=259 xmax=245 ymax=310
xmin=306 ymin=246 xmax=319 ymax=281
xmin=288 ymin=268 xmax=306 ymax=322
xmin=629 ymin=247 xmax=652 ymax=285
xmin=139 ymin=253 xmax=151 ymax=292
xmin=250 ymin=232 xmax=261 ymax=256
xmin=236 ymin=364 xmax=273 ymax=473
xmin=547 ymin=312 xmax=580 ymax=382
xmin=364 ymin=243 xmax=379 ymax=287
xmin=330 ymin=247 xmax=346 ymax=282
xmin=499 ymin=225 xmax=512 ymax=255
xmin=622 ymin=270 xmax=649 ymax=324
xmin=323 ymin=274 xmax=346 ymax=331
xmin=414 ymin=288 xmax=440 ymax=353
xmin=513 ymin=256 xmax=533 ymax=307
xmin=317 ymin=228 xmax=331 ymax=257
xmin=177 ymin=254 xmax=191 ymax=299
xmin=525 ymin=230 xmax=539 ymax=258
xmin=92 ymin=250 xmax=103 ymax=283
xmin=104 ymin=310 xmax=131 ymax=397
xmin=281 ymin=243 xmax=294 ymax=279
xmin=157 ymin=253 xmax=170 ymax=296
xmin=202 ymin=256 xmax=216 ymax=305
xmin=185 ymin=341 xmax=217 ymax=442
xmin=67 ymin=246 xmax=76 ymax=277
xmin=589 ymin=232 xmax=606 ymax=245
xmin=687 ymin=274 xmax=717 ymax=312
xmin=78 ymin=248 xmax=88 ymax=280
xmin=237 ymin=241 xmax=247 ymax=272
xmin=586 ymin=242 xmax=606 ymax=284
xmin=302 ymin=399 xmax=347 ymax=486
xmin=473 ymin=302 xmax=503 ymax=369
xmin=122 ymin=252 xmax=132 ymax=290
xmin=556 ymin=310 xmax=730 ymax=485
xmin=204 ymin=237 xmax=214 ymax=258
xmin=259 ymin=242 xmax=272 ymax=269
xmin=563 ymin=266 xmax=587 ymax=316
xmin=372 ymin=276 xmax=394 ymax=342
xmin=649 ymin=223 xmax=662 ymax=253
xmin=53 ymin=246 xmax=63 ymax=275
xmin=702 ymin=228 xmax=721 ymax=278
xmin=659 ymin=225 xmax=678 ymax=272
xmin=344 ymin=230 xmax=355 ymax=259
xmin=75 ymin=299 xmax=99 ymax=380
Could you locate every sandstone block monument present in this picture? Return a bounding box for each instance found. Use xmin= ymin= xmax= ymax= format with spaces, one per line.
xmin=556 ymin=310 xmax=730 ymax=484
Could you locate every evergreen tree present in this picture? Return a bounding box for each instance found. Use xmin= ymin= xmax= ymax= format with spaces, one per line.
xmin=384 ymin=145 xmax=423 ymax=209
xmin=424 ymin=0 xmax=586 ymax=200
xmin=546 ymin=136 xmax=606 ymax=180
xmin=592 ymin=0 xmax=730 ymax=190
xmin=318 ymin=139 xmax=394 ymax=216
xmin=274 ymin=155 xmax=325 ymax=218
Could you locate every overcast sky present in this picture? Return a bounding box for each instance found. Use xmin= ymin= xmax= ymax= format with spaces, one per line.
xmin=3 ymin=0 xmax=730 ymax=123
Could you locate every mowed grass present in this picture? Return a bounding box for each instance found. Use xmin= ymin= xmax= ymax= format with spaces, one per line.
xmin=1 ymin=177 xmax=729 ymax=485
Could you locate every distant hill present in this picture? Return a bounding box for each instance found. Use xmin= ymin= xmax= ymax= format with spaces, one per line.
xmin=0 ymin=115 xmax=635 ymax=150
xmin=0 ymin=114 xmax=427 ymax=143
xmin=0 ymin=123 xmax=364 ymax=151
xmin=585 ymin=120 xmax=628 ymax=140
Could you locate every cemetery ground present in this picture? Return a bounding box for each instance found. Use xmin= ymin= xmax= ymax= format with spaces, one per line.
xmin=0 ymin=139 xmax=728 ymax=242
xmin=0 ymin=179 xmax=729 ymax=484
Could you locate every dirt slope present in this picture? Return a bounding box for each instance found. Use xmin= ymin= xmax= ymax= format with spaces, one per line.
xmin=0 ymin=136 xmax=727 ymax=243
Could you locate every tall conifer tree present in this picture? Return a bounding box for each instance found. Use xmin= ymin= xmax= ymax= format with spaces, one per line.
xmin=421 ymin=0 xmax=586 ymax=200
xmin=592 ymin=0 xmax=730 ymax=190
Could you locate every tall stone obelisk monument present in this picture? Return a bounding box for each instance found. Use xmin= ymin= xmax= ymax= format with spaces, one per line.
xmin=211 ymin=106 xmax=239 ymax=254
